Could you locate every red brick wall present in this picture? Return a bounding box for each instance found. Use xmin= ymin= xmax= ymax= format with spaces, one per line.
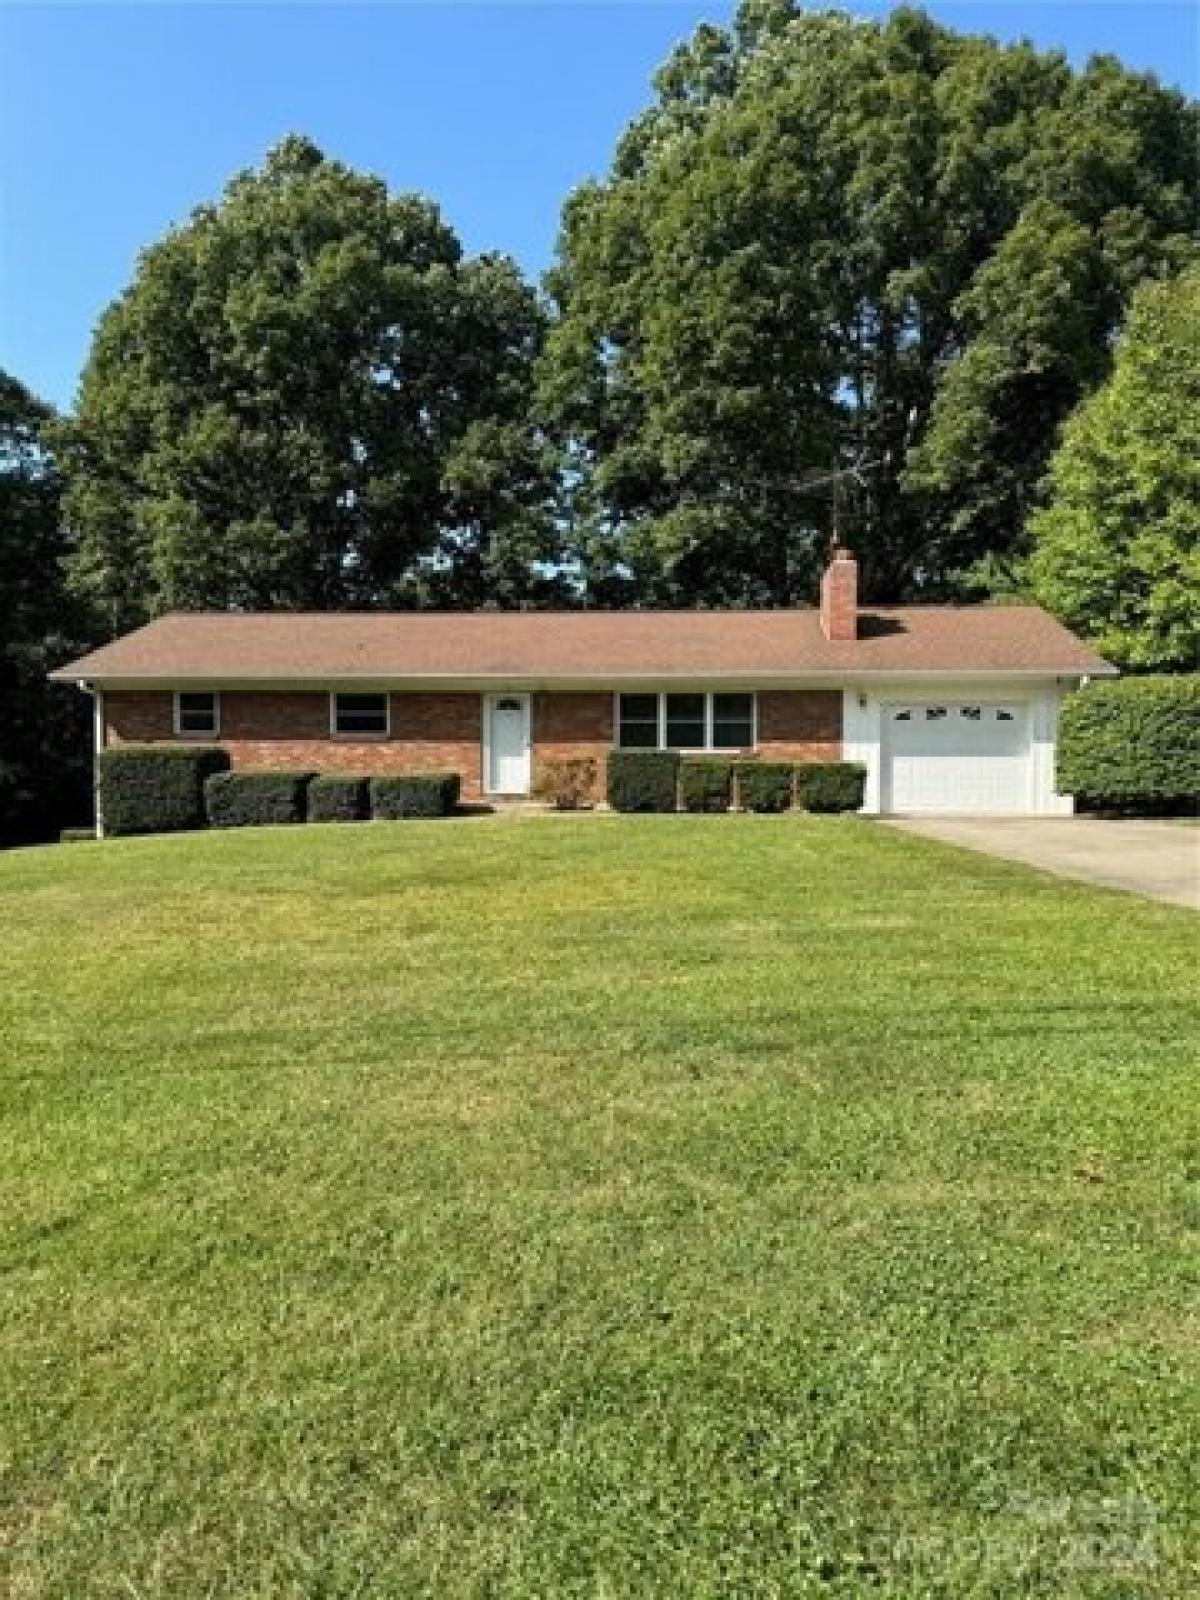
xmin=103 ymin=688 xmax=842 ymax=803
xmin=531 ymin=692 xmax=612 ymax=800
xmin=757 ymin=690 xmax=842 ymax=761
xmin=106 ymin=690 xmax=484 ymax=798
xmin=527 ymin=690 xmax=842 ymax=791
xmin=104 ymin=691 xmax=175 ymax=743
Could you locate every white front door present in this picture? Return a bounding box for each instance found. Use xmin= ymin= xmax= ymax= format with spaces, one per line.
xmin=884 ymin=701 xmax=1031 ymax=813
xmin=486 ymin=694 xmax=531 ymax=795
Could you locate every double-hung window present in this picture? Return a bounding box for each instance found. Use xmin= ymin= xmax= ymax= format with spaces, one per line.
xmin=332 ymin=692 xmax=389 ymax=737
xmin=174 ymin=691 xmax=219 ymax=737
xmin=710 ymin=693 xmax=755 ymax=750
xmin=616 ymin=692 xmax=755 ymax=752
xmin=615 ymin=694 xmax=659 ymax=749
xmin=665 ymin=693 xmax=706 ymax=749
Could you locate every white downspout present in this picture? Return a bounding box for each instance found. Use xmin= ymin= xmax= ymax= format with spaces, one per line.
xmin=83 ymin=680 xmax=106 ymax=838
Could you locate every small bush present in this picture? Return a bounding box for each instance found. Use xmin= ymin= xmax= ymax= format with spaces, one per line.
xmin=205 ymin=771 xmax=315 ymax=829
xmin=59 ymin=827 xmax=97 ymax=844
xmin=1058 ymin=676 xmax=1200 ymax=813
xmin=606 ymin=749 xmax=680 ymax=812
xmin=98 ymin=744 xmax=229 ymax=837
xmin=371 ymin=772 xmax=461 ymax=820
xmin=532 ymin=757 xmax=598 ymax=809
xmin=679 ymin=758 xmax=733 ymax=813
xmin=736 ymin=762 xmax=795 ymax=813
xmin=795 ymin=761 xmax=867 ymax=813
xmin=308 ymin=775 xmax=369 ymax=823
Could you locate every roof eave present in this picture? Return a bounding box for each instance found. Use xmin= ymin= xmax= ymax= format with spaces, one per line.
xmin=53 ymin=665 xmax=1115 ymax=691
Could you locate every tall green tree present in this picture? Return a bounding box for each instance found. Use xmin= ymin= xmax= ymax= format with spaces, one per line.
xmin=57 ymin=136 xmax=563 ymax=628
xmin=1029 ymin=265 xmax=1200 ymax=672
xmin=0 ymin=372 xmax=92 ymax=844
xmin=539 ymin=2 xmax=1197 ymax=605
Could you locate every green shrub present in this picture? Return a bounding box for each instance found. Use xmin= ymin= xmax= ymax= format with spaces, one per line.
xmin=59 ymin=827 xmax=97 ymax=844
xmin=205 ymin=771 xmax=315 ymax=829
xmin=679 ymin=758 xmax=733 ymax=813
xmin=1058 ymin=676 xmax=1200 ymax=813
xmin=532 ymin=757 xmax=598 ymax=809
xmin=98 ymin=744 xmax=229 ymax=837
xmin=370 ymin=772 xmax=461 ymax=820
xmin=795 ymin=761 xmax=867 ymax=813
xmin=308 ymin=775 xmax=369 ymax=823
xmin=606 ymin=749 xmax=680 ymax=812
xmin=736 ymin=762 xmax=794 ymax=813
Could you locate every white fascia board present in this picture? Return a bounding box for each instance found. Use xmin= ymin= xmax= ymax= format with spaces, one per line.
xmin=81 ymin=669 xmax=1096 ymax=693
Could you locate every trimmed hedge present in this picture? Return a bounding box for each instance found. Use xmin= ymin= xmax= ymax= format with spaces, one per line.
xmin=795 ymin=761 xmax=867 ymax=813
xmin=308 ymin=775 xmax=369 ymax=823
xmin=736 ymin=761 xmax=795 ymax=813
xmin=606 ymin=749 xmax=680 ymax=812
xmin=98 ymin=744 xmax=229 ymax=837
xmin=1058 ymin=676 xmax=1200 ymax=813
xmin=371 ymin=772 xmax=461 ymax=820
xmin=679 ymin=758 xmax=733 ymax=813
xmin=532 ymin=756 xmax=598 ymax=809
xmin=205 ymin=770 xmax=315 ymax=829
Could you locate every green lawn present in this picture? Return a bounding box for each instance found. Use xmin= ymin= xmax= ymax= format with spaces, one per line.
xmin=1 ymin=817 xmax=1197 ymax=1598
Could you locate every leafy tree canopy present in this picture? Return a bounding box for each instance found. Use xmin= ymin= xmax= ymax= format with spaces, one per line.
xmin=57 ymin=136 xmax=563 ymax=628
xmin=539 ymin=1 xmax=1197 ymax=605
xmin=0 ymin=371 xmax=92 ymax=843
xmin=1029 ymin=265 xmax=1200 ymax=672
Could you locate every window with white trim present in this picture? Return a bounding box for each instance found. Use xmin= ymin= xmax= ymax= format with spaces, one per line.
xmin=332 ymin=692 xmax=389 ymax=736
xmin=616 ymin=692 xmax=756 ymax=751
xmin=616 ymin=694 xmax=659 ymax=749
xmin=665 ymin=693 xmax=705 ymax=749
xmin=174 ymin=691 xmax=218 ymax=736
xmin=711 ymin=693 xmax=755 ymax=749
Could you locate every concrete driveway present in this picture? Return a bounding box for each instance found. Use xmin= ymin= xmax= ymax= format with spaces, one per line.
xmin=887 ymin=817 xmax=1200 ymax=911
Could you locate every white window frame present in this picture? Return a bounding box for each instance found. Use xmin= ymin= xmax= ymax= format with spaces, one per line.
xmin=613 ymin=691 xmax=757 ymax=753
xmin=330 ymin=691 xmax=391 ymax=739
xmin=173 ymin=690 xmax=220 ymax=738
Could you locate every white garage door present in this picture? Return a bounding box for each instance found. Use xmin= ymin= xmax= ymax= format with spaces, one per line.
xmin=884 ymin=702 xmax=1031 ymax=814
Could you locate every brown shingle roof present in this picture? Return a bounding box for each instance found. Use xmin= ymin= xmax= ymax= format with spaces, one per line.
xmin=50 ymin=606 xmax=1115 ymax=684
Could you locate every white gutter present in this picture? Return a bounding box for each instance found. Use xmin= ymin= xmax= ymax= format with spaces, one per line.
xmin=68 ymin=667 xmax=1112 ymax=692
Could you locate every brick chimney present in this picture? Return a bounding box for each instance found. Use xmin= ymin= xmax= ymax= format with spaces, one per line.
xmin=820 ymin=545 xmax=858 ymax=641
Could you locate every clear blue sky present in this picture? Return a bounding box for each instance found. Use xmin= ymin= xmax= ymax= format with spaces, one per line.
xmin=2 ymin=2 xmax=1196 ymax=411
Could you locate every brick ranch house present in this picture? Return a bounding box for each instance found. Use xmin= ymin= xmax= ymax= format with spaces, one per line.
xmin=52 ymin=550 xmax=1114 ymax=821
